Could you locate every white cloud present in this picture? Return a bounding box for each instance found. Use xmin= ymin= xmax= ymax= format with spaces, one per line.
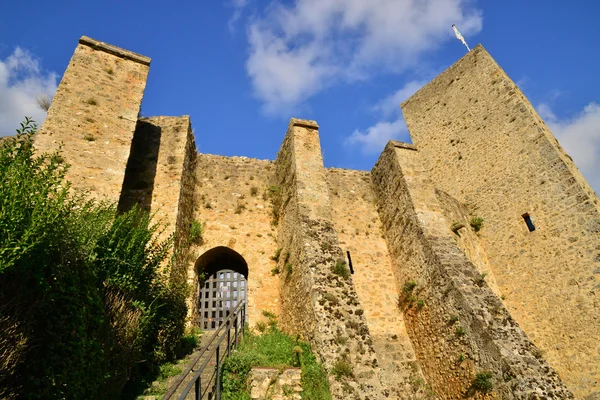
xmin=346 ymin=80 xmax=424 ymax=153
xmin=346 ymin=119 xmax=408 ymax=154
xmin=372 ymin=80 xmax=427 ymax=117
xmin=0 ymin=47 xmax=57 ymax=136
xmin=228 ymin=0 xmax=250 ymax=33
xmin=245 ymin=0 xmax=482 ymax=113
xmin=539 ymin=102 xmax=600 ymax=193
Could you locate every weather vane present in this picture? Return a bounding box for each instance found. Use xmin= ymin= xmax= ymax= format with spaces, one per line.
xmin=452 ymin=24 xmax=470 ymax=52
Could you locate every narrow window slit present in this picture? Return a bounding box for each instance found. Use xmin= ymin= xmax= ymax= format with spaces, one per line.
xmin=522 ymin=213 xmax=535 ymax=232
xmin=346 ymin=251 xmax=354 ymax=274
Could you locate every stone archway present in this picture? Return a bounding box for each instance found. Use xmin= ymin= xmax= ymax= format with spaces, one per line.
xmin=195 ymin=246 xmax=248 ymax=330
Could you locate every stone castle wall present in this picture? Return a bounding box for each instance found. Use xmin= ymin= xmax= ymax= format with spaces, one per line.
xmin=273 ymin=119 xmax=388 ymax=399
xmin=117 ymin=116 xmax=197 ymax=279
xmin=188 ymin=154 xmax=280 ymax=326
xmin=402 ymin=45 xmax=600 ymax=397
xmin=372 ymin=141 xmax=572 ymax=398
xmin=325 ymin=168 xmax=427 ymax=398
xmin=35 ymin=36 xmax=150 ymax=202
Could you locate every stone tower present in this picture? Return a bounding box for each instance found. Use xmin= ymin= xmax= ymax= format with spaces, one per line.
xmin=402 ymin=45 xmax=600 ymax=396
xmin=35 ymin=37 xmax=600 ymax=399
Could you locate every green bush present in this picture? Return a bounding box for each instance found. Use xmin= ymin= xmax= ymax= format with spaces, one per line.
xmin=0 ymin=119 xmax=187 ymax=399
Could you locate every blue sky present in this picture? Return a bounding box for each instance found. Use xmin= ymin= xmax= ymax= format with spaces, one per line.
xmin=1 ymin=0 xmax=599 ymax=190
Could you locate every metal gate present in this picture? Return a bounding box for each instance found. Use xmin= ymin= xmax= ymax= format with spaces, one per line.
xmin=198 ymin=269 xmax=247 ymax=330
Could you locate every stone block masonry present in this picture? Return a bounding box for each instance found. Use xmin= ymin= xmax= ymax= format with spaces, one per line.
xmin=189 ymin=154 xmax=280 ymax=327
xmin=372 ymin=141 xmax=572 ymax=399
xmin=35 ymin=36 xmax=150 ymax=202
xmin=117 ymin=116 xmax=196 ymax=283
xmin=402 ymin=44 xmax=600 ymax=397
xmin=274 ymin=119 xmax=389 ymax=399
xmin=326 ymin=168 xmax=428 ymax=398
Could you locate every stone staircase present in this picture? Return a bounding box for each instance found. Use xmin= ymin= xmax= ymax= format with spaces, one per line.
xmin=160 ymin=328 xmax=235 ymax=400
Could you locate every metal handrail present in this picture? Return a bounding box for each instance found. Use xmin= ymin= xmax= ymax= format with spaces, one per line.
xmin=162 ymin=300 xmax=246 ymax=400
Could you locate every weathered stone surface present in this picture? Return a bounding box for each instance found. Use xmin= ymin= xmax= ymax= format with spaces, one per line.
xmin=274 ymin=119 xmax=389 ymax=399
xmin=402 ymin=44 xmax=600 ymax=397
xmin=326 ymin=168 xmax=428 ymax=398
xmin=188 ymin=154 xmax=280 ymax=326
xmin=35 ymin=36 xmax=150 ymax=202
xmin=249 ymin=368 xmax=302 ymax=400
xmin=372 ymin=141 xmax=572 ymax=399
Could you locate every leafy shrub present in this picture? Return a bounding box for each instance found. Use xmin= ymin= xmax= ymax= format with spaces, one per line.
xmin=0 ymin=119 xmax=187 ymax=399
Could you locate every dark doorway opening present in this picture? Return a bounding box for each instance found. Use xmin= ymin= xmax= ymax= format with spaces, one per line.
xmin=195 ymin=247 xmax=248 ymax=330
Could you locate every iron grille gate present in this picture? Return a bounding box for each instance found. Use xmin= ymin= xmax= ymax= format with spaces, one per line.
xmin=199 ymin=269 xmax=247 ymax=330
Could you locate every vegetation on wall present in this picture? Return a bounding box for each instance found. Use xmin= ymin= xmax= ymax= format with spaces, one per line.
xmin=0 ymin=119 xmax=189 ymax=399
xmin=221 ymin=313 xmax=331 ymax=400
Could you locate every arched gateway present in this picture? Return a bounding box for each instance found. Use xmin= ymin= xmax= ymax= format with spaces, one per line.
xmin=194 ymin=247 xmax=248 ymax=330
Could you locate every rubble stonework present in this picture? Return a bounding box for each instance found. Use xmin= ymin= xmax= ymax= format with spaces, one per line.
xmin=34 ymin=36 xmax=600 ymax=398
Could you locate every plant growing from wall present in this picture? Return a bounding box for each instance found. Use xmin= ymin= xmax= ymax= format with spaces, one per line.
xmin=470 ymin=217 xmax=484 ymax=232
xmin=451 ymin=221 xmax=465 ymax=234
xmin=399 ymin=281 xmax=417 ymax=309
xmin=271 ymin=248 xmax=282 ymax=262
xmin=188 ymin=219 xmax=204 ymax=245
xmin=331 ymin=359 xmax=354 ymax=381
xmin=332 ymin=260 xmax=350 ymax=279
xmin=235 ymin=201 xmax=246 ymax=214
xmin=470 ymin=371 xmax=493 ymax=393
xmin=267 ymin=185 xmax=282 ymax=226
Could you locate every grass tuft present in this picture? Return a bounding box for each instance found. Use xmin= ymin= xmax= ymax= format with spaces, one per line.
xmin=331 ymin=260 xmax=349 ymax=279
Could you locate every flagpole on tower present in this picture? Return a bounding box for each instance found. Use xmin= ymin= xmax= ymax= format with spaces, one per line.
xmin=452 ymin=24 xmax=470 ymax=52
